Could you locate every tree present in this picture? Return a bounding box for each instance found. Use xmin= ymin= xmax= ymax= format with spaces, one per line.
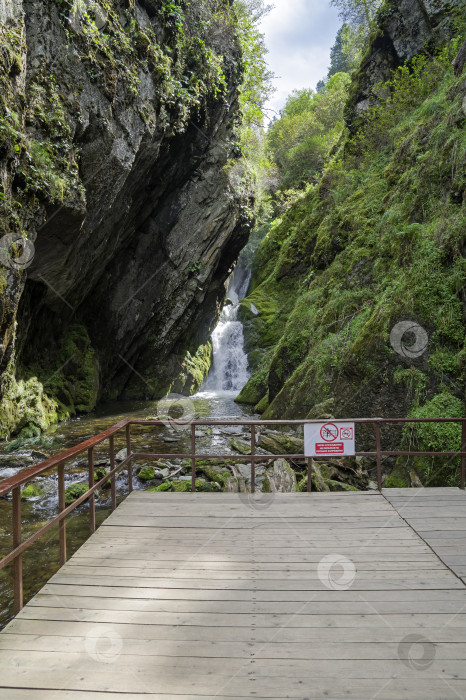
xmin=328 ymin=25 xmax=350 ymax=76
xmin=232 ymin=0 xmax=275 ymax=128
xmin=267 ymin=73 xmax=351 ymax=190
xmin=330 ymin=0 xmax=383 ymax=30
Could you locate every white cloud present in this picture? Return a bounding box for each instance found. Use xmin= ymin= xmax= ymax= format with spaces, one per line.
xmin=260 ymin=0 xmax=342 ymax=119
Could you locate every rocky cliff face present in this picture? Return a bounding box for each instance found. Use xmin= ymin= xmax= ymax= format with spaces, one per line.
xmin=0 ymin=0 xmax=252 ymax=436
xmin=346 ymin=0 xmax=459 ymax=126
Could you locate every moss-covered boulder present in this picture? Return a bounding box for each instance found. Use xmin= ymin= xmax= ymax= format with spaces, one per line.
xmin=229 ymin=438 xmax=251 ymax=455
xmin=149 ymin=479 xmax=220 ymax=493
xmin=137 ymin=466 xmax=156 ymax=481
xmin=21 ymin=483 xmax=46 ymax=500
xmin=64 ymin=482 xmax=89 ymax=506
xmin=258 ymin=432 xmax=304 ymax=455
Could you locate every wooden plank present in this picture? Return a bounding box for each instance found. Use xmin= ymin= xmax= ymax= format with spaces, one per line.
xmin=65 ymin=557 xmax=445 ymax=570
xmin=6 ymin=618 xmax=466 ymax=643
xmin=46 ymin=566 xmax=453 ymax=580
xmin=2 ymin=633 xmax=466 ymax=660
xmin=25 ymin=594 xmax=466 ymax=615
xmin=37 ymin=583 xmax=466 ymax=602
xmin=1 ymin=651 xmax=466 ymax=679
xmin=15 ymin=607 xmax=466 ymax=627
xmin=2 ymin=683 xmax=466 ymax=700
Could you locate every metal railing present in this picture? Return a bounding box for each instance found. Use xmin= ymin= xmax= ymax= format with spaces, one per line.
xmin=0 ymin=416 xmax=465 ymax=615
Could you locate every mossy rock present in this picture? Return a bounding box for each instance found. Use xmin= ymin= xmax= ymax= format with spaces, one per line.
xmin=228 ymin=438 xmax=251 ymax=455
xmin=94 ymin=466 xmax=108 ymax=481
xmin=21 ymin=483 xmax=46 ymax=500
xmin=138 ymin=466 xmax=156 ymax=481
xmin=135 ymin=31 xmax=151 ymax=53
xmin=65 ymin=482 xmax=89 ymax=506
xmin=196 ymin=463 xmax=231 ymax=486
xmin=327 ymin=480 xmax=359 ymax=492
xmin=254 ymin=393 xmax=269 ymax=413
xmin=384 ymin=473 xmax=410 ymax=488
xmin=19 ymin=424 xmax=42 ymax=440
xmin=94 ymin=466 xmax=110 ymax=488
xmin=258 ymin=432 xmax=304 ymax=455
xmin=4 ymin=435 xmax=55 ymax=454
xmin=149 ymin=479 xmax=219 ymax=493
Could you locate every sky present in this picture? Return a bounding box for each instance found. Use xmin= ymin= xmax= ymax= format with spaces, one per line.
xmin=260 ymin=0 xmax=342 ymax=121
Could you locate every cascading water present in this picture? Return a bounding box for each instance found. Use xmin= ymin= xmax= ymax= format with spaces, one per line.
xmin=203 ymin=269 xmax=251 ymax=392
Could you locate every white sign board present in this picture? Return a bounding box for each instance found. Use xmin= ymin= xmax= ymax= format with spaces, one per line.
xmin=304 ymin=422 xmax=355 ymax=457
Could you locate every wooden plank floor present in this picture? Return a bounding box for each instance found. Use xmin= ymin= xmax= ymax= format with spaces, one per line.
xmin=0 ymin=489 xmax=465 ymax=699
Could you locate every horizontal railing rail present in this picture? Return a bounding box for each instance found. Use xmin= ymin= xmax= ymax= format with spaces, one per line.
xmin=0 ymin=416 xmax=465 ymax=616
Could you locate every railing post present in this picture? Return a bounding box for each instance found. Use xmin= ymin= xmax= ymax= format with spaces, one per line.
xmin=307 ymin=457 xmax=312 ymax=493
xmin=375 ymin=422 xmax=382 ymax=492
xmin=126 ymin=424 xmax=133 ymax=493
xmin=88 ymin=448 xmax=95 ymax=534
xmin=191 ymin=423 xmax=196 ymax=492
xmin=58 ymin=463 xmax=67 ymax=565
xmin=109 ymin=435 xmax=116 ymax=510
xmin=250 ymin=425 xmax=256 ymax=494
xmin=461 ymin=419 xmax=466 ymax=491
xmin=12 ymin=486 xmax=23 ymax=614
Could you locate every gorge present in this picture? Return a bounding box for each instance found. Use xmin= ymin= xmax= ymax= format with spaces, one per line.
xmin=0 ymin=0 xmax=465 ymax=490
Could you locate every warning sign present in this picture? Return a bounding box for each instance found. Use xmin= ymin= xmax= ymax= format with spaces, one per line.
xmin=304 ymin=422 xmax=355 ymax=457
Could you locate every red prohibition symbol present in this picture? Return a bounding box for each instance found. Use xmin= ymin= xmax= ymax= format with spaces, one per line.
xmin=320 ymin=423 xmax=339 ymax=442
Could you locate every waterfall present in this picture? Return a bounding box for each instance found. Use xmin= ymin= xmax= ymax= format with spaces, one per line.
xmin=204 ymin=269 xmax=251 ymax=392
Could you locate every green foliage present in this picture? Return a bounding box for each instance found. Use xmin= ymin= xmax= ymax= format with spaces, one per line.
xmin=241 ymin=39 xmax=466 ymax=446
xmin=328 ymin=24 xmax=363 ymax=77
xmin=138 ymin=466 xmax=156 ymax=480
xmin=267 ymin=73 xmax=351 ymax=190
xmin=21 ymin=483 xmax=46 ymax=500
xmin=402 ymin=392 xmax=465 ymax=486
xmin=407 ymin=392 xmax=464 ymax=452
xmin=232 ymin=0 xmax=274 ymax=129
xmin=330 ymin=0 xmax=383 ymax=30
xmin=64 ymin=482 xmax=89 ymax=506
xmin=150 ymin=478 xmax=219 ymax=492
xmin=19 ymin=324 xmax=99 ymax=418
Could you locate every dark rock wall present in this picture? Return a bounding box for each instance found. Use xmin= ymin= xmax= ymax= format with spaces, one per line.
xmin=0 ymin=0 xmax=253 ymax=436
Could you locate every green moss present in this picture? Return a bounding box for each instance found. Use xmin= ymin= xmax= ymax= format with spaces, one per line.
xmin=149 ymin=478 xmax=219 ymax=492
xmin=242 ymin=44 xmax=466 ymax=436
xmin=138 ymin=466 xmax=156 ymax=481
xmin=21 ymin=483 xmax=46 ymax=500
xmin=228 ymin=438 xmax=251 ymax=455
xmin=64 ymin=482 xmax=89 ymax=506
xmin=174 ymin=343 xmax=212 ymax=396
xmin=94 ymin=466 xmax=108 ymax=483
xmin=327 ymin=480 xmax=359 ymax=492
xmin=235 ymin=364 xmax=269 ymax=405
xmin=384 ymin=473 xmax=410 ymax=488
xmin=254 ymin=393 xmax=269 ymax=413
xmin=196 ymin=463 xmax=231 ymax=486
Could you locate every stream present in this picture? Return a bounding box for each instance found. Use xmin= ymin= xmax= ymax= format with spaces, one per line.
xmin=0 ymin=269 xmax=255 ymax=629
